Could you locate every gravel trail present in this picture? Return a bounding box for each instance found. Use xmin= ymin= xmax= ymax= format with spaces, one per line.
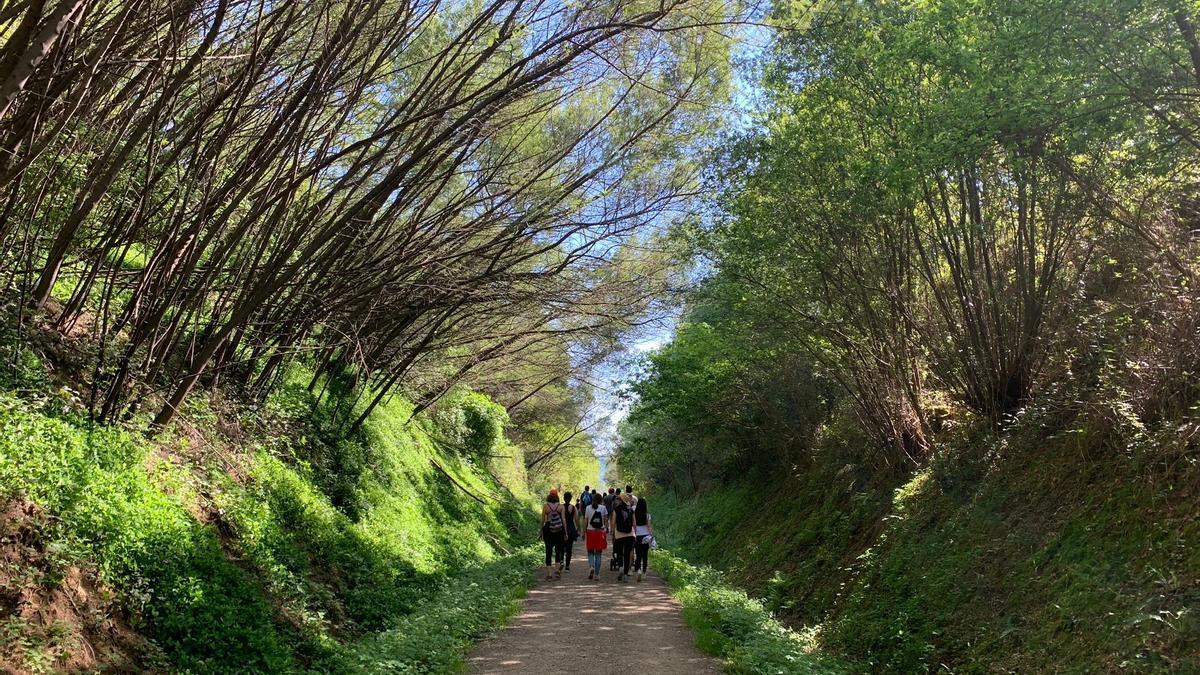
xmin=466 ymin=543 xmax=724 ymax=674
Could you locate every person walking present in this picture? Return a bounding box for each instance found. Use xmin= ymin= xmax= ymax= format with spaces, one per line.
xmin=584 ymin=494 xmax=608 ymax=580
xmin=625 ymin=485 xmax=640 ymax=568
xmin=632 ymin=497 xmax=655 ymax=582
xmin=540 ymin=489 xmax=567 ymax=580
xmin=610 ymin=491 xmax=635 ymax=582
xmin=563 ymin=491 xmax=579 ymax=571
xmin=593 ymin=489 xmax=604 ymax=539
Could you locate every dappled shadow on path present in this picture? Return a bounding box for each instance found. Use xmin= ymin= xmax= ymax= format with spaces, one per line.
xmin=466 ymin=547 xmax=723 ymax=674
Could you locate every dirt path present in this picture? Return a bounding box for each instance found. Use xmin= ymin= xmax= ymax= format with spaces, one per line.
xmin=466 ymin=542 xmax=724 ymax=674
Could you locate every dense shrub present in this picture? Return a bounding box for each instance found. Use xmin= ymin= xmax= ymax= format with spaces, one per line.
xmin=433 ymin=389 xmax=511 ymax=458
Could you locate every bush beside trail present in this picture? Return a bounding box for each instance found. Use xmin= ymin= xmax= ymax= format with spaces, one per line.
xmin=0 ymin=369 xmax=539 ymax=673
xmin=654 ymin=549 xmax=850 ymax=674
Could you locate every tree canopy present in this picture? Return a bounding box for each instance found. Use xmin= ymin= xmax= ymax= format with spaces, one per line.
xmin=620 ymin=0 xmax=1200 ymax=487
xmin=0 ymin=0 xmax=737 ymax=429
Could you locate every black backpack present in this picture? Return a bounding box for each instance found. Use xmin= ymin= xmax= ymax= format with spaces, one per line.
xmin=589 ymin=508 xmax=605 ymax=530
xmin=614 ymin=502 xmax=633 ymax=534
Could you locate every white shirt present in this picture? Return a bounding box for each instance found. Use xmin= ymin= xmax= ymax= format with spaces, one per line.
xmin=585 ymin=505 xmax=608 ymax=531
xmin=635 ymin=514 xmax=652 ymax=537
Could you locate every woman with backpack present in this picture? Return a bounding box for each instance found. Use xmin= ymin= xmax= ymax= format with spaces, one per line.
xmin=610 ymin=492 xmax=636 ymax=582
xmin=562 ymin=491 xmax=579 ymax=571
xmin=584 ymin=491 xmax=608 ymax=580
xmin=632 ymin=497 xmax=655 ymax=582
xmin=540 ymin=489 xmax=567 ymax=580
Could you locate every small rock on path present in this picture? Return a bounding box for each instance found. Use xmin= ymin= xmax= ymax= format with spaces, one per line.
xmin=466 ymin=543 xmax=724 ymax=674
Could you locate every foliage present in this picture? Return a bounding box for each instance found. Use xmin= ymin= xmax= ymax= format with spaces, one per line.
xmin=519 ymin=418 xmax=601 ymax=495
xmin=618 ymin=280 xmax=836 ymax=492
xmin=343 ymin=548 xmax=539 ymax=673
xmin=432 ymin=389 xmax=510 ymax=459
xmin=682 ymin=0 xmax=1200 ymax=457
xmin=530 ymin=441 xmax=601 ymax=497
xmin=654 ymin=549 xmax=850 ymax=674
xmin=0 ymin=373 xmax=539 ymax=672
xmin=622 ymin=3 xmax=1200 ymax=666
xmin=0 ymin=393 xmax=295 ymax=672
xmin=0 ymin=0 xmax=736 ymax=430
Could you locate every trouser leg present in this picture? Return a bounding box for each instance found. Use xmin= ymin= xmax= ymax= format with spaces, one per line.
xmin=636 ymin=539 xmax=650 ymax=572
xmin=617 ymin=538 xmax=632 ymax=575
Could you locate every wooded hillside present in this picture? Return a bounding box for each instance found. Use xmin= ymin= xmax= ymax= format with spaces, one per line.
xmin=617 ymin=0 xmax=1200 ymax=671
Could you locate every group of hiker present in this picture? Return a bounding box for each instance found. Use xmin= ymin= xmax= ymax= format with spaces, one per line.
xmin=539 ymin=484 xmax=655 ymax=582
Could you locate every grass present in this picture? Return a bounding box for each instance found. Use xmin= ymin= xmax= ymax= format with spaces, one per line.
xmin=653 ymin=550 xmax=850 ymax=674
xmin=649 ymin=457 xmax=896 ymax=627
xmin=651 ymin=422 xmax=1200 ymax=672
xmin=824 ymin=431 xmax=1200 ymax=672
xmin=343 ymin=547 xmax=539 ymax=673
xmin=0 ymin=393 xmax=296 ymax=672
xmin=0 ymin=356 xmax=541 ymax=673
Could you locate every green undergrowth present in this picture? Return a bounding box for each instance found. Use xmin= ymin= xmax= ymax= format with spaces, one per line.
xmin=825 ymin=427 xmax=1200 ymax=672
xmin=650 ymin=451 xmax=898 ymax=627
xmin=0 ymin=394 xmax=295 ymax=671
xmin=654 ymin=550 xmax=849 ymax=674
xmin=344 ymin=547 xmax=539 ymax=673
xmin=654 ymin=423 xmax=1200 ymax=672
xmin=0 ymin=358 xmax=539 ymax=673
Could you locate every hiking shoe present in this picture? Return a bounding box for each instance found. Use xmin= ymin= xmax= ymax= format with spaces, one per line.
xmin=588 ymin=569 xmax=594 ymax=580
xmin=637 ymin=573 xmax=643 ymax=582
